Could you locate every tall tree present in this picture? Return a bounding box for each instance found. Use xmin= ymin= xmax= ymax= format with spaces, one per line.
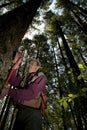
xmin=0 ymin=0 xmax=43 ymax=80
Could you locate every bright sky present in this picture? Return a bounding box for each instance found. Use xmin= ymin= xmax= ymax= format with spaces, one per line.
xmin=24 ymin=19 xmax=45 ymax=40
xmin=49 ymin=0 xmax=56 ymax=11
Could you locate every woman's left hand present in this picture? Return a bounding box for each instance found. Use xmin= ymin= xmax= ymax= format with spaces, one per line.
xmin=0 ymin=88 xmax=9 ymax=99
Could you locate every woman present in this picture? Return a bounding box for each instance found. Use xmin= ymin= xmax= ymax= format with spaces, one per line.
xmin=0 ymin=52 xmax=47 ymax=130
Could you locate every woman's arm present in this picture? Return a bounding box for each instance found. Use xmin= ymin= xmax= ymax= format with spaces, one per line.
xmin=8 ymin=69 xmax=22 ymax=87
xmin=8 ymin=75 xmax=47 ymax=101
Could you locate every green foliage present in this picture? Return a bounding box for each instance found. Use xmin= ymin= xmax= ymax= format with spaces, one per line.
xmin=81 ymin=87 xmax=87 ymax=92
xmin=78 ymin=63 xmax=85 ymax=69
xmin=58 ymin=93 xmax=78 ymax=108
xmin=58 ymin=87 xmax=87 ymax=109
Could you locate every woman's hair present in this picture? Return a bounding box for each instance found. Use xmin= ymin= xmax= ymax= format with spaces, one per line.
xmin=29 ymin=58 xmax=41 ymax=67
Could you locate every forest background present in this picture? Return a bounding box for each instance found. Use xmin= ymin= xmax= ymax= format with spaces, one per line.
xmin=0 ymin=0 xmax=87 ymax=130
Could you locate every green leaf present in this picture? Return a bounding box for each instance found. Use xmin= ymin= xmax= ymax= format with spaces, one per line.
xmin=77 ymin=74 xmax=82 ymax=80
xmin=68 ymin=94 xmax=73 ymax=97
xmin=68 ymin=93 xmax=77 ymax=99
xmin=78 ymin=64 xmax=84 ymax=69
xmin=68 ymin=98 xmax=72 ymax=102
xmin=81 ymin=88 xmax=87 ymax=92
xmin=62 ymin=101 xmax=68 ymax=108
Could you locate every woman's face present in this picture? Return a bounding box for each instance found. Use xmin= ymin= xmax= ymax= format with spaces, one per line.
xmin=28 ymin=60 xmax=40 ymax=73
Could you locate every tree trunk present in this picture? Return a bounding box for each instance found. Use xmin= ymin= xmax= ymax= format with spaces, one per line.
xmin=69 ymin=0 xmax=87 ymax=16
xmin=56 ymin=20 xmax=86 ymax=130
xmin=0 ymin=1 xmax=18 ymax=8
xmin=0 ymin=0 xmax=42 ymax=79
xmin=72 ymin=10 xmax=87 ymax=34
xmin=51 ymin=41 xmax=67 ymax=130
xmin=56 ymin=20 xmax=81 ymax=77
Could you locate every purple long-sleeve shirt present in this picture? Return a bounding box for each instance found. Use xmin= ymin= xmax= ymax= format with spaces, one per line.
xmin=8 ymin=70 xmax=47 ymax=101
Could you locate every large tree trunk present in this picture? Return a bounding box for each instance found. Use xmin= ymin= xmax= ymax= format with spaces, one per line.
xmin=0 ymin=0 xmax=42 ymax=79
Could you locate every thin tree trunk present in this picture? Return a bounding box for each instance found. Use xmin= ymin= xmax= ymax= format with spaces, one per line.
xmin=56 ymin=20 xmax=85 ymax=130
xmin=72 ymin=10 xmax=87 ymax=34
xmin=51 ymin=41 xmax=67 ymax=130
xmin=69 ymin=0 xmax=87 ymax=16
xmin=78 ymin=49 xmax=87 ymax=66
xmin=56 ymin=20 xmax=81 ymax=77
xmin=0 ymin=1 xmax=19 ymax=8
xmin=0 ymin=96 xmax=12 ymax=130
xmin=57 ymin=38 xmax=80 ymax=130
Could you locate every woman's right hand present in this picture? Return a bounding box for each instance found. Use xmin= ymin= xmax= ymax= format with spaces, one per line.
xmin=13 ymin=52 xmax=23 ymax=69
